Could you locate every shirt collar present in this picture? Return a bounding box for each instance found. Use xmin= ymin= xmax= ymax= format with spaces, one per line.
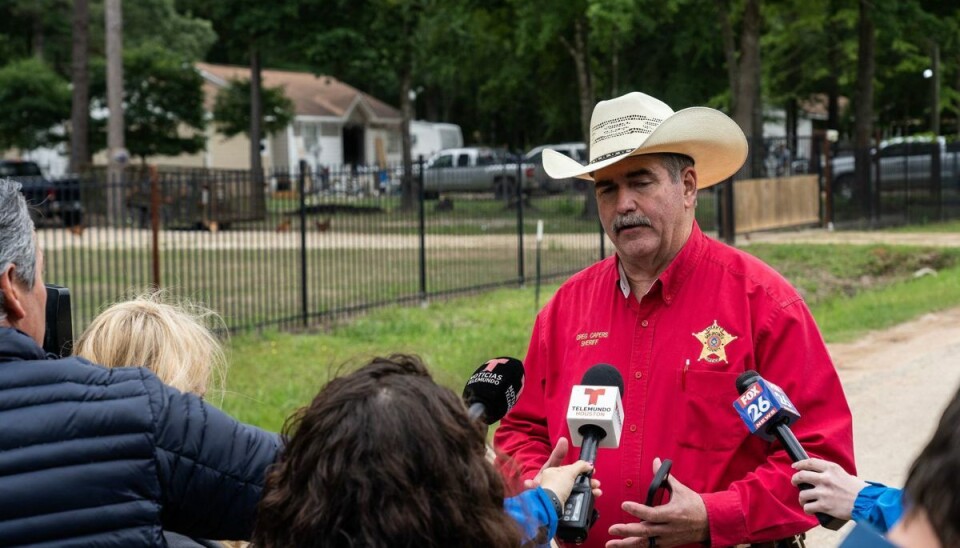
xmin=614 ymin=221 xmax=705 ymax=305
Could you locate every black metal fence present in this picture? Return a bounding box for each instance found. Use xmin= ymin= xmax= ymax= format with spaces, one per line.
xmin=824 ymin=139 xmax=960 ymax=227
xmin=26 ymin=136 xmax=956 ymax=337
xmin=27 ymin=161 xmax=639 ymax=336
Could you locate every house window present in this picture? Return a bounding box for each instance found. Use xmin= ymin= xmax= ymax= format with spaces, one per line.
xmin=320 ymin=123 xmax=339 ymax=137
xmin=386 ymin=130 xmax=401 ymax=153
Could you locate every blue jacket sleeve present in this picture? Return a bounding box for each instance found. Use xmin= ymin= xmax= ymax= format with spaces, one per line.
xmin=851 ymin=482 xmax=903 ymax=533
xmin=147 ymin=374 xmax=281 ymax=540
xmin=504 ymin=487 xmax=558 ymax=546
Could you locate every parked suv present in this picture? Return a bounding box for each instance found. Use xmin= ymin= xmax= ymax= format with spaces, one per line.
xmin=524 ymin=142 xmax=588 ymax=193
xmin=3 ymin=160 xmax=84 ymax=227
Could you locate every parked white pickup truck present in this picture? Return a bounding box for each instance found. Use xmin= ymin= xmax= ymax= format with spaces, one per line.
xmin=421 ymin=147 xmax=534 ymax=199
xmin=831 ymin=136 xmax=960 ymax=198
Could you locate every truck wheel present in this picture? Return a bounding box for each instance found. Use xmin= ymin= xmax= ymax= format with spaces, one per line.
xmin=833 ymin=175 xmax=855 ymax=201
xmin=494 ymin=177 xmax=517 ymax=200
xmin=62 ymin=210 xmax=83 ymax=228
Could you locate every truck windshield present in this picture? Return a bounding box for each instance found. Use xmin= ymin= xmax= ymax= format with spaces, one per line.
xmin=0 ymin=163 xmax=42 ymax=177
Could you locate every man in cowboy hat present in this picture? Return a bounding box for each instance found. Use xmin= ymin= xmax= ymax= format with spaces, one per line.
xmin=495 ymin=92 xmax=855 ymax=547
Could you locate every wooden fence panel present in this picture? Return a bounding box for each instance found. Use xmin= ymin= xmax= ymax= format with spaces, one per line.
xmin=734 ymin=175 xmax=820 ymax=233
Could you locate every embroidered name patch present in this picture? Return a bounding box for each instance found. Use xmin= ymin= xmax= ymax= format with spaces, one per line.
xmin=575 ymin=331 xmax=609 ymax=347
xmin=692 ymin=320 xmax=737 ymax=364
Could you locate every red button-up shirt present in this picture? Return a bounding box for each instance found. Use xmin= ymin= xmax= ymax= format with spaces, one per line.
xmin=494 ymin=222 xmax=855 ymax=547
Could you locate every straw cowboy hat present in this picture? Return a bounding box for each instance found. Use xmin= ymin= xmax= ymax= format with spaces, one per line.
xmin=543 ymin=92 xmax=748 ymax=189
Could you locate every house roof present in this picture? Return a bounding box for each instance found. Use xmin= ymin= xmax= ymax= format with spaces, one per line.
xmin=195 ymin=62 xmax=401 ymax=123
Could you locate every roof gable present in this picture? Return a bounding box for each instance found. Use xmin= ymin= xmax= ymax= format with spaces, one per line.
xmin=196 ymin=62 xmax=401 ymax=122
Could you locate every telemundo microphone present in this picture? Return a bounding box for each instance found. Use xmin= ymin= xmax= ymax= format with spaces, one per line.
xmin=732 ymin=370 xmax=847 ymax=531
xmin=461 ymin=357 xmax=525 ymax=428
xmin=557 ymin=364 xmax=625 ymax=544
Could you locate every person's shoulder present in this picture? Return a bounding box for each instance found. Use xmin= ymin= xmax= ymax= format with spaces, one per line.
xmin=558 ymin=257 xmax=616 ymax=292
xmin=700 ymin=236 xmax=801 ymax=307
xmin=542 ymin=257 xmax=616 ymax=312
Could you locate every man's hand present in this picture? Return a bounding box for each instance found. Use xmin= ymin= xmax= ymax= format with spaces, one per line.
xmin=524 ymin=437 xmax=569 ymax=490
xmin=606 ymin=458 xmax=709 ymax=548
xmin=791 ymin=458 xmax=867 ymax=521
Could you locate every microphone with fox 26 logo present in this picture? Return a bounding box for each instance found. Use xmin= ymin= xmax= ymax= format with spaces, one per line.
xmin=557 ymin=364 xmax=625 ymax=544
xmin=733 ymin=370 xmax=847 ymax=531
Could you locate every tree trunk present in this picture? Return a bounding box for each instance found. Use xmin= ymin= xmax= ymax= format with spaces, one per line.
xmin=32 ymin=11 xmax=44 ymax=60
xmin=561 ymin=16 xmax=597 ymax=219
xmin=400 ymin=69 xmax=417 ymax=211
xmin=854 ymin=0 xmax=875 ymax=219
xmin=250 ymin=46 xmax=263 ymax=184
xmin=70 ymin=0 xmax=90 ymax=173
xmin=105 ymin=0 xmax=126 ymax=225
xmin=930 ymin=42 xmax=940 ymax=135
xmin=826 ymin=0 xmax=840 ymax=131
xmin=734 ymin=0 xmax=762 ymax=177
xmin=715 ymin=0 xmax=739 ymax=115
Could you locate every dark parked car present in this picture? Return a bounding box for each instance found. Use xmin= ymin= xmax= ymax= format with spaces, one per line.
xmin=3 ymin=160 xmax=84 ymax=227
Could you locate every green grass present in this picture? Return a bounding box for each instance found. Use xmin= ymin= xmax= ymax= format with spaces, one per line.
xmin=219 ymin=242 xmax=960 ymax=431
xmin=811 ymin=264 xmax=960 ymax=342
xmin=885 ymin=219 xmax=960 ymax=233
xmin=221 ymin=284 xmax=549 ymax=431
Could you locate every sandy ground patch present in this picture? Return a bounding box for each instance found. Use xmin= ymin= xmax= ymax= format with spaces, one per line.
xmin=805 ymin=306 xmax=960 ymax=546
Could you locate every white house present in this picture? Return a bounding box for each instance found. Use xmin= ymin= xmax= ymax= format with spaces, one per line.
xmin=148 ymin=62 xmax=404 ymax=171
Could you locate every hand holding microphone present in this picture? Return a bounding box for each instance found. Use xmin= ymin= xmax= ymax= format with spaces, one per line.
xmin=556 ymin=364 xmax=625 ymax=544
xmin=732 ymin=370 xmax=848 ymax=530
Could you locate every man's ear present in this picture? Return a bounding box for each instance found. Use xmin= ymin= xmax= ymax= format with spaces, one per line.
xmin=682 ymin=167 xmax=698 ymax=207
xmin=0 ymin=265 xmax=27 ymax=324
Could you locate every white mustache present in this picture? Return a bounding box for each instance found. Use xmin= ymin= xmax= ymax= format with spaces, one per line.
xmin=613 ymin=214 xmax=652 ymax=232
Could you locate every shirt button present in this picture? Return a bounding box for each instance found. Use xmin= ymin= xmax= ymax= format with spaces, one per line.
xmin=629 ymin=424 xmax=637 ymax=432
xmin=625 ymin=479 xmax=633 ymax=488
xmin=634 ymin=371 xmax=642 ymax=379
xmin=641 ymin=320 xmax=649 ymax=327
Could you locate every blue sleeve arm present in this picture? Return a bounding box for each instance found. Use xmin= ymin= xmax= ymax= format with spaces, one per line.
xmin=504 ymin=487 xmax=558 ymax=546
xmin=851 ymin=482 xmax=903 ymax=534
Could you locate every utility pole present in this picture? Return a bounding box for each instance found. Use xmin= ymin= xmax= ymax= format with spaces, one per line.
xmin=105 ymin=0 xmax=126 ymax=224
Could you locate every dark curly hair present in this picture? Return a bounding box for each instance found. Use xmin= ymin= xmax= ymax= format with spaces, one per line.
xmin=902 ymin=384 xmax=960 ymax=547
xmin=252 ymin=354 xmax=523 ymax=548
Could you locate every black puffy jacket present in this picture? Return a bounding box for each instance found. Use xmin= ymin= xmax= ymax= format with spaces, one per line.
xmin=0 ymin=327 xmax=280 ymax=547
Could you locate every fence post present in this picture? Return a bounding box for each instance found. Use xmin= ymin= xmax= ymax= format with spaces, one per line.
xmin=299 ymin=160 xmax=308 ymax=327
xmin=932 ymin=143 xmax=943 ymax=222
xmin=599 ymin=219 xmax=606 ymax=260
xmin=149 ymin=164 xmax=161 ymax=289
xmin=418 ymin=156 xmax=427 ymax=304
xmin=719 ymin=177 xmax=736 ymax=244
xmin=516 ymin=160 xmax=525 ymax=287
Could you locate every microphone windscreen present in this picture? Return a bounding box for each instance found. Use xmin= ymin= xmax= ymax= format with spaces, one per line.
xmin=735 ymin=370 xmax=761 ymax=395
xmin=462 ymin=357 xmax=524 ymax=424
xmin=581 ymin=363 xmax=624 ymax=397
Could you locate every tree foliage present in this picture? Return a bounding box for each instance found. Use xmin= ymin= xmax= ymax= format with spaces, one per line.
xmin=0 ymin=57 xmax=70 ymax=151
xmin=212 ymin=79 xmax=295 ymax=138
xmin=89 ymin=45 xmax=207 ymax=163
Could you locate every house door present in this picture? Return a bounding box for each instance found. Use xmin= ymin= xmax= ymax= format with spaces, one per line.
xmin=342 ymin=125 xmax=365 ymax=166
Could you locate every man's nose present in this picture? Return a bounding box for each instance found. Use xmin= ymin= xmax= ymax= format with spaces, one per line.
xmin=615 ymin=188 xmax=637 ymax=214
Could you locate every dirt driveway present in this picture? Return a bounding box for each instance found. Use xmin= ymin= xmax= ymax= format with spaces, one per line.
xmin=804 ymin=305 xmax=960 ymax=546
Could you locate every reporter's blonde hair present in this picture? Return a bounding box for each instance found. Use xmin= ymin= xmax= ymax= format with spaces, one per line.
xmin=74 ymin=291 xmax=227 ymax=398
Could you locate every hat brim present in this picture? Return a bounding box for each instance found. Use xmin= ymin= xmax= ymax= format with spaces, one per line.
xmin=543 ymin=107 xmax=748 ymax=189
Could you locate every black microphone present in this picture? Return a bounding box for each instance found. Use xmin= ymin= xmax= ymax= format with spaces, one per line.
xmin=734 ymin=370 xmax=847 ymax=531
xmin=557 ymin=364 xmax=625 ymax=544
xmin=462 ymin=357 xmax=524 ymax=425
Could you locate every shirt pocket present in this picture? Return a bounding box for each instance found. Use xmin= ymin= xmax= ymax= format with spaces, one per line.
xmin=675 ymin=369 xmax=748 ymax=452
